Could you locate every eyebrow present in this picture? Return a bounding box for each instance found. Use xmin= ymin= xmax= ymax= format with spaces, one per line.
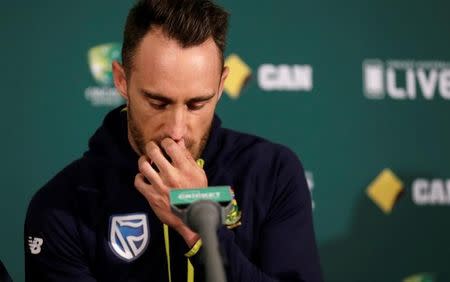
xmin=141 ymin=90 xmax=216 ymax=104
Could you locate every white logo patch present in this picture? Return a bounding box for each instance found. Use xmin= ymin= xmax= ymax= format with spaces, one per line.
xmin=109 ymin=214 xmax=149 ymax=262
xmin=28 ymin=237 xmax=43 ymax=254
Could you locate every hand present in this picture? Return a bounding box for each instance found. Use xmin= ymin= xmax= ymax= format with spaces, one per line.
xmin=134 ymin=138 xmax=207 ymax=247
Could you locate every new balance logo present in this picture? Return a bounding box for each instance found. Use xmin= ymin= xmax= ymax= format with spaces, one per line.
xmin=28 ymin=237 xmax=43 ymax=254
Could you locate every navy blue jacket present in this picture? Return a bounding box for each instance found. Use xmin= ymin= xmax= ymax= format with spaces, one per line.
xmin=25 ymin=106 xmax=322 ymax=281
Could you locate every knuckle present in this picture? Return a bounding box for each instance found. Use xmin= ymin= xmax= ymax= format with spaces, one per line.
xmin=145 ymin=142 xmax=157 ymax=154
xmin=167 ymin=175 xmax=180 ymax=188
xmin=149 ymin=146 xmax=160 ymax=156
xmin=138 ymin=157 xmax=146 ymax=171
xmin=134 ymin=174 xmax=143 ymax=188
xmin=161 ymin=138 xmax=170 ymax=147
xmin=145 ymin=142 xmax=152 ymax=153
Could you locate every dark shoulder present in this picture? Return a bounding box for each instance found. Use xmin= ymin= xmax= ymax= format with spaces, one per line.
xmin=27 ymin=154 xmax=110 ymax=215
xmin=26 ymin=159 xmax=84 ymax=218
xmin=215 ymin=128 xmax=310 ymax=219
xmin=217 ymin=127 xmax=304 ymax=175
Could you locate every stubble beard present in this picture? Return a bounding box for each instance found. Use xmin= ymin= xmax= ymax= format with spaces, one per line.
xmin=127 ymin=101 xmax=212 ymax=160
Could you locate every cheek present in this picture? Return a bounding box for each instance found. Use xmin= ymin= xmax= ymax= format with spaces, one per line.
xmin=191 ymin=109 xmax=214 ymax=138
xmin=132 ymin=105 xmax=162 ymax=138
xmin=141 ymin=116 xmax=163 ymax=139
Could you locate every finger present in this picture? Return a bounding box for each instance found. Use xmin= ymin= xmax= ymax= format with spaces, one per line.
xmin=138 ymin=156 xmax=165 ymax=188
xmin=134 ymin=173 xmax=153 ymax=198
xmin=161 ymin=138 xmax=189 ymax=168
xmin=134 ymin=173 xmax=169 ymax=209
xmin=135 ymin=170 xmax=169 ymax=198
xmin=145 ymin=141 xmax=174 ymax=178
xmin=178 ymin=139 xmax=196 ymax=162
xmin=163 ymin=138 xmax=198 ymax=168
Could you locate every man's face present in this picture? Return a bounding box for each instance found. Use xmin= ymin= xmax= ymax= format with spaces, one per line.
xmin=114 ymin=27 xmax=228 ymax=159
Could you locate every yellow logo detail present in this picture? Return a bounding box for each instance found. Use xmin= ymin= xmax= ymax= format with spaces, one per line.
xmin=196 ymin=159 xmax=205 ymax=169
xmin=225 ymin=188 xmax=242 ymax=229
xmin=366 ymin=169 xmax=404 ymax=214
xmin=403 ymin=273 xmax=434 ymax=282
xmin=224 ymin=54 xmax=252 ymax=99
xmin=225 ymin=199 xmax=242 ymax=228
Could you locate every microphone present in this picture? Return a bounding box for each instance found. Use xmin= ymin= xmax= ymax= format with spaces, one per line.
xmin=170 ymin=186 xmax=233 ymax=282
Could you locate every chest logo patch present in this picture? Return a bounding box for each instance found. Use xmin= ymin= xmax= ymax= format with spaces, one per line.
xmin=109 ymin=213 xmax=149 ymax=262
xmin=225 ymin=188 xmax=242 ymax=229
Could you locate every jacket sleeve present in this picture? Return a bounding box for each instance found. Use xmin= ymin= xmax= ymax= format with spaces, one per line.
xmin=24 ymin=176 xmax=96 ymax=281
xmin=215 ymin=147 xmax=323 ymax=282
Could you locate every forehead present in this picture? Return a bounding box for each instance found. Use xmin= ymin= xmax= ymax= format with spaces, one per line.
xmin=130 ymin=27 xmax=222 ymax=94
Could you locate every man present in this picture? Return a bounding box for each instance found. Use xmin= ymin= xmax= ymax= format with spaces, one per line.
xmin=0 ymin=260 xmax=13 ymax=282
xmin=24 ymin=0 xmax=322 ymax=281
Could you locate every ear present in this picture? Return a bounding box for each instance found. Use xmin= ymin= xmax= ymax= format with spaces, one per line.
xmin=112 ymin=61 xmax=129 ymax=101
xmin=217 ymin=66 xmax=229 ymax=100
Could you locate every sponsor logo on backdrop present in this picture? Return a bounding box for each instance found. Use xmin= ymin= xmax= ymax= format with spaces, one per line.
xmin=366 ymin=169 xmax=450 ymax=213
xmin=224 ymin=53 xmax=314 ymax=99
xmin=224 ymin=54 xmax=252 ymax=99
xmin=258 ymin=64 xmax=313 ymax=91
xmin=403 ymin=273 xmax=435 ymax=282
xmin=85 ymin=43 xmax=124 ymax=107
xmin=363 ymin=59 xmax=450 ymax=100
xmin=305 ymin=171 xmax=316 ymax=210
xmin=412 ymin=178 xmax=450 ymax=205
xmin=366 ymin=169 xmax=404 ymax=214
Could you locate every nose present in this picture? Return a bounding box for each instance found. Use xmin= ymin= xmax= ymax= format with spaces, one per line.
xmin=165 ymin=106 xmax=187 ymax=142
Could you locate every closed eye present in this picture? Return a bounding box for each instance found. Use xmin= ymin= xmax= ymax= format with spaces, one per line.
xmin=187 ymin=102 xmax=206 ymax=111
xmin=149 ymin=101 xmax=168 ymax=110
xmin=141 ymin=89 xmax=215 ymax=111
xmin=186 ymin=93 xmax=215 ymax=111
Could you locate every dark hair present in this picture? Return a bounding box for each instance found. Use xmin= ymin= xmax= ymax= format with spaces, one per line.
xmin=121 ymin=0 xmax=229 ymax=73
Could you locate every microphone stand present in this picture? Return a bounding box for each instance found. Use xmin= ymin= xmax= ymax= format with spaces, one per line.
xmin=186 ymin=200 xmax=226 ymax=282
